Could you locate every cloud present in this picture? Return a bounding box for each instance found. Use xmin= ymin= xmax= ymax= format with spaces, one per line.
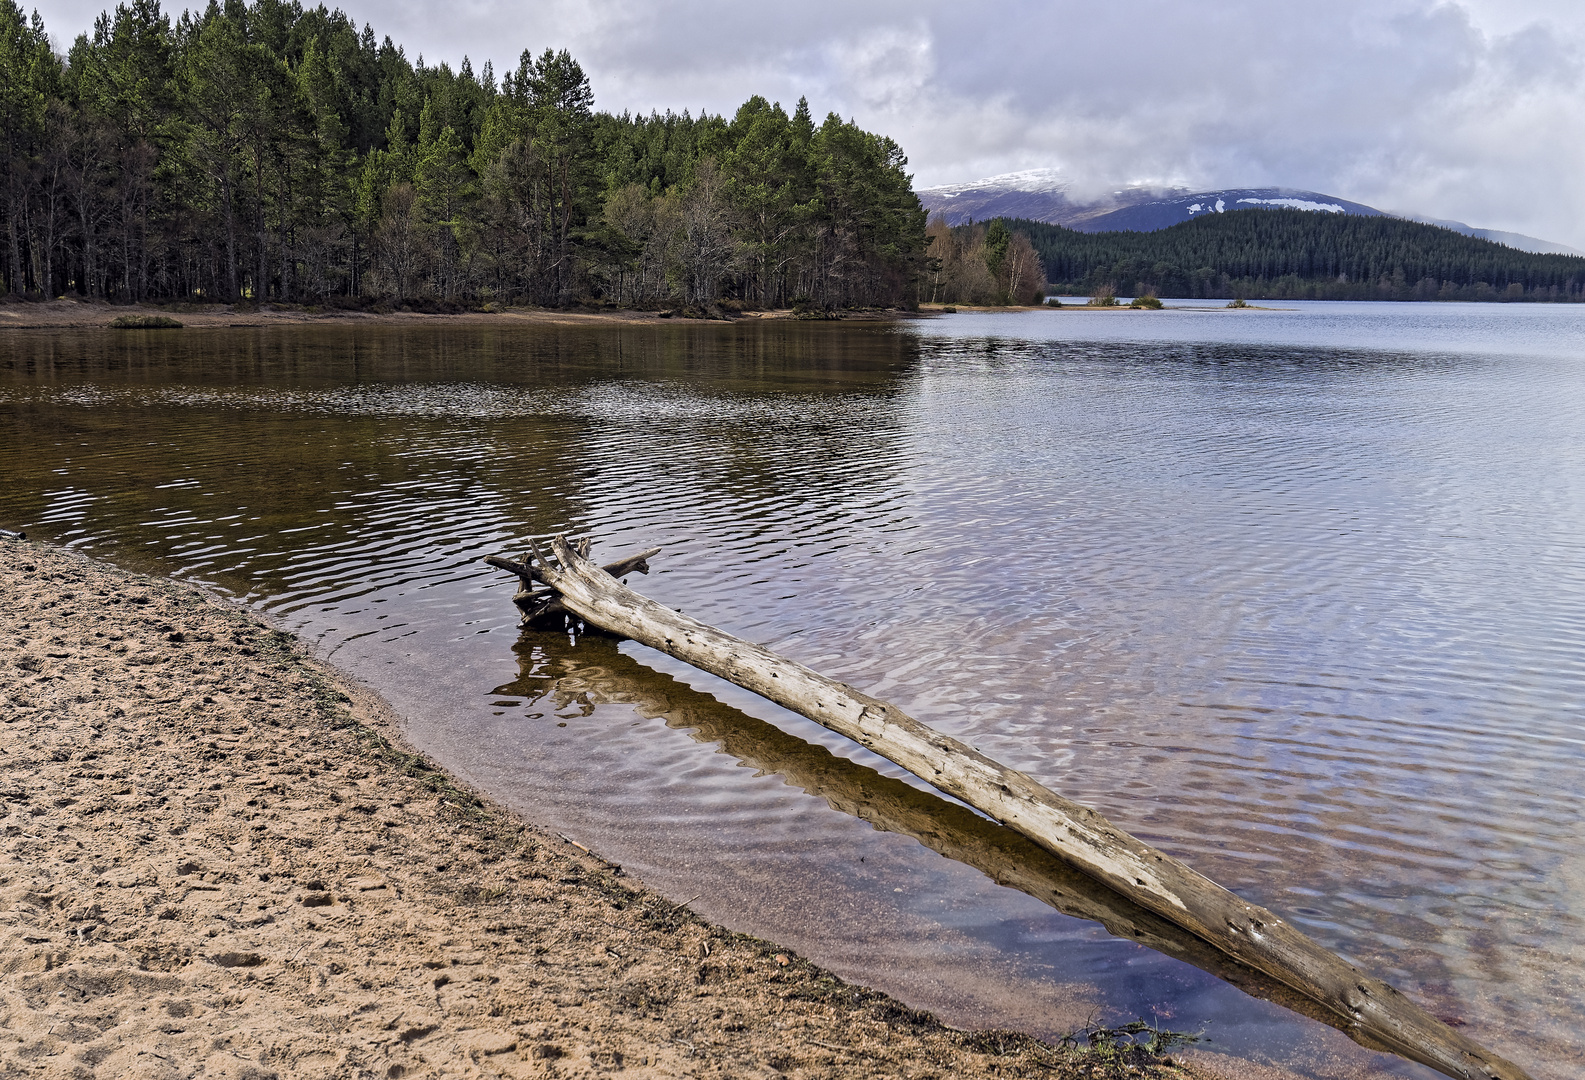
xmin=27 ymin=0 xmax=1585 ymax=246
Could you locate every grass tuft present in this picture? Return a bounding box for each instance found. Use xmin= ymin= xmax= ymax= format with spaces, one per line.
xmin=1051 ymin=1018 xmax=1201 ymax=1076
xmin=109 ymin=314 xmax=184 ymax=329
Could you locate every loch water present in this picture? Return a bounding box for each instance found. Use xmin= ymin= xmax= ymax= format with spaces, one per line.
xmin=3 ymin=302 xmax=1582 ymax=1080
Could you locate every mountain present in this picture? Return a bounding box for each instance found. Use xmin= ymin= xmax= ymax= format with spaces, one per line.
xmin=914 ymin=172 xmax=1379 ymax=232
xmin=916 ymin=170 xmax=1578 ymax=255
xmin=1076 ymin=188 xmax=1383 ymax=232
xmin=915 ymin=168 xmax=1086 ymax=225
xmin=1401 ymin=216 xmax=1582 ymax=257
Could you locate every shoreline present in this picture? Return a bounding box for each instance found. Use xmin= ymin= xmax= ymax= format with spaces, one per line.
xmin=0 ymin=297 xmax=923 ymax=331
xmin=0 ymin=537 xmax=1222 ymax=1079
xmin=0 ymin=296 xmax=1247 ymax=330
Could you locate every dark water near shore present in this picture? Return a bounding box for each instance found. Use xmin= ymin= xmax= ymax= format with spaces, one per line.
xmin=3 ymin=302 xmax=1582 ymax=1079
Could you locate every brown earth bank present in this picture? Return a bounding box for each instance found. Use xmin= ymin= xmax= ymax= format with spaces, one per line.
xmin=0 ymin=297 xmax=917 ymax=331
xmin=0 ymin=538 xmax=1230 ymax=1080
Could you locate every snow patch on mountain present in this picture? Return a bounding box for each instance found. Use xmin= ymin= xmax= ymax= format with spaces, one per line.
xmin=1235 ymin=197 xmax=1346 ymax=213
xmin=923 ymin=168 xmax=1070 ymax=200
xmin=914 ymin=176 xmax=1377 ymax=232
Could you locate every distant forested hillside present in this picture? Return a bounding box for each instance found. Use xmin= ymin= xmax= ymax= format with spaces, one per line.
xmin=0 ymin=0 xmax=926 ymax=309
xmin=1013 ymin=210 xmax=1585 ymax=301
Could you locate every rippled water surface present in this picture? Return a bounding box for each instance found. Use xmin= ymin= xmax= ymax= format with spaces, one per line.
xmin=4 ymin=303 xmax=1582 ymax=1079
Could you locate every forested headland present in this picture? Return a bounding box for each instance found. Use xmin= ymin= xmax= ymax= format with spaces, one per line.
xmin=1008 ymin=210 xmax=1585 ymax=302
xmin=0 ymin=0 xmax=928 ymax=311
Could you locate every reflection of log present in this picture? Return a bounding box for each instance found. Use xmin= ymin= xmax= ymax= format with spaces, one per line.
xmin=492 ymin=536 xmax=1531 ymax=1080
xmin=493 ymin=630 xmax=1364 ymax=1041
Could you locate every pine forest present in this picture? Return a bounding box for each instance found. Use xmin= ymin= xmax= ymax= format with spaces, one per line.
xmin=0 ymin=0 xmax=930 ymax=311
xmin=1014 ymin=210 xmax=1585 ymax=302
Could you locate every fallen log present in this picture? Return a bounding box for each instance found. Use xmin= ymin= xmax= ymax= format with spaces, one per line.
xmin=491 ymin=536 xmax=1532 ymax=1080
xmin=494 ymin=630 xmax=1367 ymax=1041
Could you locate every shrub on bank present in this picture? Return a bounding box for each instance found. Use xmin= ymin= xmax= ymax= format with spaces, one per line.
xmin=109 ymin=314 xmax=183 ymax=329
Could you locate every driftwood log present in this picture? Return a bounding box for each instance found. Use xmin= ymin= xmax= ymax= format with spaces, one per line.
xmin=494 ymin=631 xmax=1377 ymax=1041
xmin=488 ymin=536 xmax=1531 ymax=1080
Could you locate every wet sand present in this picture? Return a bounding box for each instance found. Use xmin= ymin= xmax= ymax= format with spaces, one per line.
xmin=0 ymin=538 xmax=1215 ymax=1079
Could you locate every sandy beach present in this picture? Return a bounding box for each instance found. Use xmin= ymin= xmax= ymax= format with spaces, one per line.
xmin=0 ymin=537 xmax=1224 ymax=1079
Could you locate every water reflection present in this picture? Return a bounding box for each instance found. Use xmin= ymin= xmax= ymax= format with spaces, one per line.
xmin=495 ymin=626 xmax=1381 ymax=1049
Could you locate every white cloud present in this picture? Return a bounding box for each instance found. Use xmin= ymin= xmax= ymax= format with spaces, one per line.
xmin=27 ymin=0 xmax=1585 ymax=246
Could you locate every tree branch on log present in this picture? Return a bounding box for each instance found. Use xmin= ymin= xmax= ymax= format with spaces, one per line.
xmin=487 ymin=536 xmax=1532 ymax=1080
xmin=485 ymin=544 xmax=660 ymax=627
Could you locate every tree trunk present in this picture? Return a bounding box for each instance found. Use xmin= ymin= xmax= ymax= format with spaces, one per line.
xmin=223 ymin=174 xmax=238 ymax=300
xmin=491 ymin=536 xmax=1532 ymax=1080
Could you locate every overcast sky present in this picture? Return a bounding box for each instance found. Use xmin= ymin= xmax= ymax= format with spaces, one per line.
xmin=29 ymin=0 xmax=1585 ymax=246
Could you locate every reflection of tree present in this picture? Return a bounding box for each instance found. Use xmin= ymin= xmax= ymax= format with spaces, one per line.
xmin=492 ymin=628 xmax=1373 ymax=1049
xmin=0 ymin=319 xmax=924 ymax=628
xmin=0 ymin=327 xmax=596 ymax=596
xmin=548 ymin=323 xmax=922 ymax=539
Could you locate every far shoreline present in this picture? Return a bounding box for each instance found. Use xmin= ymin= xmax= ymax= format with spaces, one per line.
xmin=0 ymin=296 xmax=935 ymax=331
xmin=0 ymin=296 xmax=1318 ymax=331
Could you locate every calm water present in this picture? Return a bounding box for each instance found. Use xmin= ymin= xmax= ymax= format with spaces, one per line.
xmin=3 ymin=303 xmax=1582 ymax=1080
